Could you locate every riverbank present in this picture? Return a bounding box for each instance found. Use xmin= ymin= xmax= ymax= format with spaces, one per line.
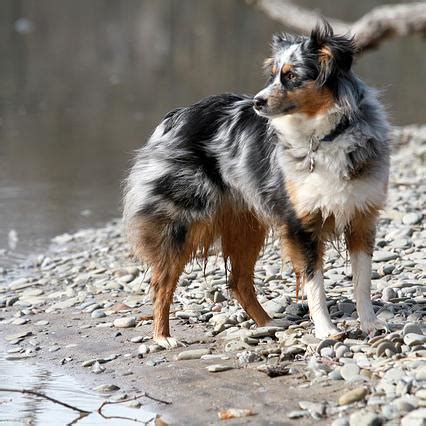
xmin=1 ymin=135 xmax=425 ymax=425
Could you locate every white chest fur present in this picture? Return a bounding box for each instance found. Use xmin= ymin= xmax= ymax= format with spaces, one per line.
xmin=272 ymin=113 xmax=387 ymax=232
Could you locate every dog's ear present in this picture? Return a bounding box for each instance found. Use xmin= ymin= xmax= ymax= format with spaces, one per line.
xmin=309 ymin=20 xmax=356 ymax=86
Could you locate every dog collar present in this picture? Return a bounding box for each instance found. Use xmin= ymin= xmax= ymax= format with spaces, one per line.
xmin=308 ymin=115 xmax=350 ymax=172
xmin=320 ymin=115 xmax=350 ymax=143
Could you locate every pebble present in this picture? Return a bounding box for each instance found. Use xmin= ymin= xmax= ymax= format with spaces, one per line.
xmin=383 ymin=367 xmax=405 ymax=382
xmin=415 ymin=367 xmax=426 ymax=382
xmin=113 ymin=317 xmax=136 ymax=328
xmin=404 ymin=333 xmax=426 ymax=346
xmin=237 ymin=351 xmax=262 ymax=364
xmin=137 ymin=344 xmax=149 ymax=356
xmin=339 ymin=388 xmax=368 ymax=405
xmin=331 ymin=418 xmax=349 ymax=426
xmin=91 ymin=309 xmax=106 ymax=319
xmin=340 ymin=364 xmax=360 ymax=381
xmin=91 ymin=361 xmax=105 ymax=374
xmin=349 ymin=410 xmax=383 ymax=426
xmin=401 ymin=408 xmax=426 ymax=426
xmin=320 ymin=347 xmax=335 ymax=358
xmin=177 ymin=348 xmax=211 ymax=360
xmin=374 ymin=251 xmax=399 ymax=262
xmin=377 ymin=341 xmax=397 ymax=357
xmin=94 ymin=384 xmax=120 ymax=393
xmin=415 ymin=389 xmax=426 ymax=400
xmin=288 ymin=410 xmax=308 ymax=419
xmin=317 ymin=338 xmax=336 ymax=353
xmin=382 ymin=287 xmax=396 ymax=302
xmin=336 ymin=345 xmax=350 ymax=359
xmin=207 ymin=364 xmax=234 ymax=372
xmin=403 ymin=323 xmax=423 ymax=336
xmin=402 ymin=213 xmax=423 ymax=225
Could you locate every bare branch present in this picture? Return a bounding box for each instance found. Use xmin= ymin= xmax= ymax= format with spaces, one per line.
xmin=247 ymin=0 xmax=426 ymax=52
xmin=353 ymin=3 xmax=426 ymax=51
xmin=0 ymin=387 xmax=90 ymax=415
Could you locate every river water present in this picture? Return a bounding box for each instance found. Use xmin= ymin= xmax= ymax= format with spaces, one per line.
xmin=1 ymin=0 xmax=425 ymax=267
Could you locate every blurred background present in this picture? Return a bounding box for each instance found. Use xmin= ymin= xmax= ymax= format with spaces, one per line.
xmin=1 ymin=0 xmax=425 ymax=267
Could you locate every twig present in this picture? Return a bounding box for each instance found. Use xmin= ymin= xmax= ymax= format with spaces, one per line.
xmin=140 ymin=391 xmax=172 ymax=405
xmin=0 ymin=387 xmax=90 ymax=415
xmin=1 ymin=387 xmax=171 ymax=425
xmin=97 ymin=393 xmax=171 ymax=424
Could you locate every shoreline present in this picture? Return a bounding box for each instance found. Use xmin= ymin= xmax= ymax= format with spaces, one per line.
xmin=1 ymin=138 xmax=425 ymax=425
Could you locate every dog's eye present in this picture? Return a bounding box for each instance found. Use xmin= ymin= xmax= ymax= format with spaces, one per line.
xmin=285 ymin=72 xmax=295 ymax=80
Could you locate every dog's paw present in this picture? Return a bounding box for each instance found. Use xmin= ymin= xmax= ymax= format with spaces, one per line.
xmin=154 ymin=336 xmax=186 ymax=350
xmin=360 ymin=318 xmax=389 ymax=337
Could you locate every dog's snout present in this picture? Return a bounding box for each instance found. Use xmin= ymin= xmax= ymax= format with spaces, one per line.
xmin=253 ymin=96 xmax=267 ymax=109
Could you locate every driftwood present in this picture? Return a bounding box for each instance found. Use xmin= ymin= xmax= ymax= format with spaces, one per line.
xmin=247 ymin=0 xmax=426 ymax=52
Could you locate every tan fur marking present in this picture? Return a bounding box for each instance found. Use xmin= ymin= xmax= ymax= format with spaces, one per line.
xmin=279 ymin=196 xmax=337 ymax=298
xmin=220 ymin=208 xmax=271 ymax=325
xmin=282 ymin=63 xmax=294 ymax=74
xmin=319 ymin=46 xmax=333 ymax=63
xmin=286 ymin=81 xmax=334 ymax=116
xmin=345 ymin=208 xmax=380 ymax=255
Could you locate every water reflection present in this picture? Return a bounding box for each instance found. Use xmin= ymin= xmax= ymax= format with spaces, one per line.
xmin=0 ymin=0 xmax=424 ymax=266
xmin=0 ymin=355 xmax=158 ymax=425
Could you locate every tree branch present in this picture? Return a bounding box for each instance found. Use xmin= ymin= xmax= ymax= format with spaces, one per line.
xmin=247 ymin=0 xmax=426 ymax=52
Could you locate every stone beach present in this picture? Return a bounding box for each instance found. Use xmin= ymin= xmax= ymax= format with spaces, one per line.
xmin=0 ymin=137 xmax=425 ymax=425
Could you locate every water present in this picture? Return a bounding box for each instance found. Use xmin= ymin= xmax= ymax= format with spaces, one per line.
xmin=0 ymin=0 xmax=425 ymax=267
xmin=0 ymin=355 xmax=160 ymax=425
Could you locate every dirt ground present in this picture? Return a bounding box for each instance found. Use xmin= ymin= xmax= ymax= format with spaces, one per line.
xmin=1 ymin=307 xmax=351 ymax=425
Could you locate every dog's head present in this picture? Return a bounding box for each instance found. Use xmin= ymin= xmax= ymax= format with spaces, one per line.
xmin=254 ymin=21 xmax=356 ymax=118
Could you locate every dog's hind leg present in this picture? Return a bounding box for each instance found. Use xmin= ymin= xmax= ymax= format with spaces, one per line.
xmin=128 ymin=217 xmax=197 ymax=349
xmin=150 ymin=260 xmax=188 ymax=349
xmin=221 ymin=210 xmax=271 ymax=326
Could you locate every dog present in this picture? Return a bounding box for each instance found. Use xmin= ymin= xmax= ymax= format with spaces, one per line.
xmin=123 ymin=21 xmax=390 ymax=349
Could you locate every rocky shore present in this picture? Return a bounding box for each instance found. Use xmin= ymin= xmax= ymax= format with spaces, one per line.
xmin=1 ymin=137 xmax=425 ymax=425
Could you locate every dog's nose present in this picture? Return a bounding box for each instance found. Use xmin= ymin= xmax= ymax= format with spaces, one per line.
xmin=253 ymin=96 xmax=267 ymax=109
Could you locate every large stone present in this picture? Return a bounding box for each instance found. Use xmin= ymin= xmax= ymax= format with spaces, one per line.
xmin=339 ymin=388 xmax=368 ymax=405
xmin=402 ymin=213 xmax=423 ymax=225
xmin=401 ymin=408 xmax=426 ymax=426
xmin=349 ymin=410 xmax=383 ymax=426
xmin=404 ymin=333 xmax=426 ymax=347
xmin=374 ymin=251 xmax=399 ymax=262
xmin=113 ymin=317 xmax=136 ymax=328
xmin=341 ymin=364 xmax=360 ymax=381
xmin=177 ymin=349 xmax=211 ymax=360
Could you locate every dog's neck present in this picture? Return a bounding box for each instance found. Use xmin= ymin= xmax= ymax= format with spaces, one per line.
xmin=270 ymin=108 xmax=343 ymax=148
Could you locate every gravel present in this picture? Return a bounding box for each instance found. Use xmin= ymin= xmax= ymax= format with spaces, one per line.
xmin=0 ymin=135 xmax=425 ymax=424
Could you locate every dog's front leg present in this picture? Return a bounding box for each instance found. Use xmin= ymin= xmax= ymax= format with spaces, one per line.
xmin=346 ymin=212 xmax=388 ymax=335
xmin=282 ymin=224 xmax=340 ymax=339
xmin=306 ymin=269 xmax=341 ymax=338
